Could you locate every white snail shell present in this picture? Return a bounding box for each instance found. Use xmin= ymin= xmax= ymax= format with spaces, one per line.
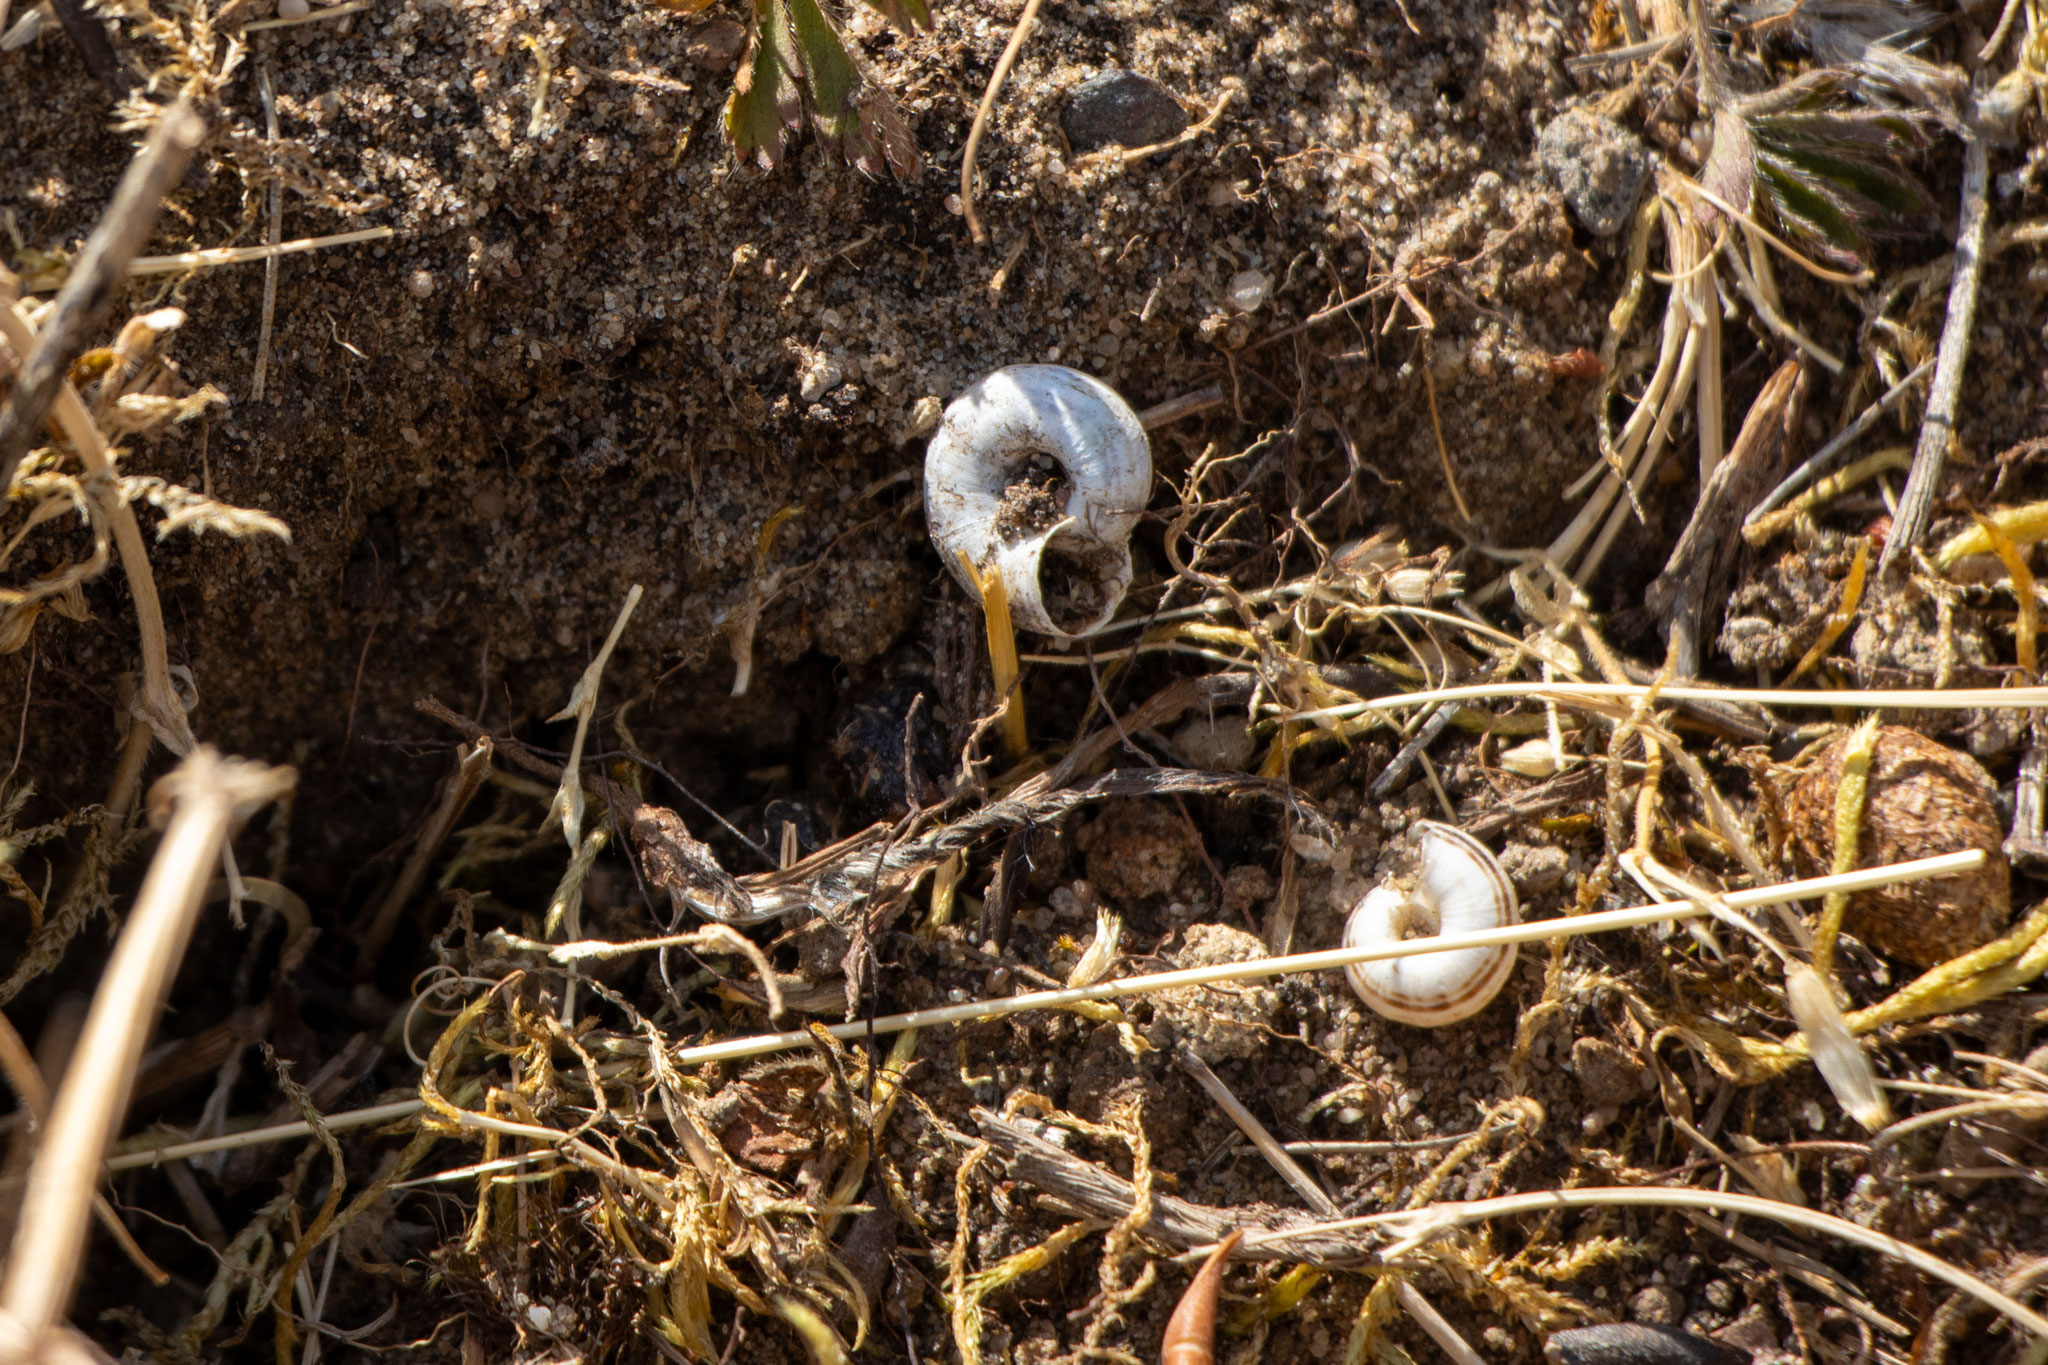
xmin=1343 ymin=821 xmax=1519 ymax=1027
xmin=923 ymin=364 xmax=1151 ymax=638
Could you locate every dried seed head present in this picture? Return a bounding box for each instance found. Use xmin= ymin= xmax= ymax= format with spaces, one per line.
xmin=1787 ymin=725 xmax=2010 ymax=966
xmin=1500 ymin=736 xmax=1568 ymax=779
xmin=1159 ymin=1230 xmax=1242 ymax=1365
xmin=1382 ymin=565 xmax=1463 ymax=605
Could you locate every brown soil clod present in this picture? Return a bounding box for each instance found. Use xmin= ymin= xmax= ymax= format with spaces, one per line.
xmin=1788 ymin=725 xmax=2012 ymax=966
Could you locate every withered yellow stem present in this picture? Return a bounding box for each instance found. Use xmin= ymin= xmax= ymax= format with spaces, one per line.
xmin=1783 ymin=537 xmax=1869 ymax=686
xmin=1743 ymin=446 xmax=1911 ymax=547
xmin=922 ymin=851 xmax=964 ymax=936
xmin=1970 ymin=510 xmax=2039 ymax=678
xmin=1812 ymin=714 xmax=1882 ymax=982
xmin=961 ymin=551 xmax=1029 ymax=758
xmin=1936 ymin=499 xmax=2048 ymax=569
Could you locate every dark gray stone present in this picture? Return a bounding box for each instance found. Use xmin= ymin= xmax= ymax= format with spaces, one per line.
xmin=1545 ymin=1324 xmax=1748 ymax=1365
xmin=1061 ymin=70 xmax=1188 ymax=152
xmin=1537 ymin=108 xmax=1654 ymax=238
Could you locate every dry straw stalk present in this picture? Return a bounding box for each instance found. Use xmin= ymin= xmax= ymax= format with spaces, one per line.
xmin=0 ymin=750 xmax=292 ymax=1349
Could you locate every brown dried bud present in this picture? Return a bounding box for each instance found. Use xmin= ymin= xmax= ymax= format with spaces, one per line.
xmin=1788 ymin=726 xmax=2010 ymax=966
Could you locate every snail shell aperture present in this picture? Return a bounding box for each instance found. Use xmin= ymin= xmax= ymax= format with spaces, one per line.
xmin=923 ymin=365 xmax=1151 ymax=638
xmin=1343 ymin=821 xmax=1519 ymax=1027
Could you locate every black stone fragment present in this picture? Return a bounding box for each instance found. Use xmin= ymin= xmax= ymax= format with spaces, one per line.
xmin=828 ymin=682 xmax=948 ymax=824
xmin=1061 ymin=70 xmax=1188 ymax=152
xmin=1544 ymin=1324 xmax=1747 ymax=1365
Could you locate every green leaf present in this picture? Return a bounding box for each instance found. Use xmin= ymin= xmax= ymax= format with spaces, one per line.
xmin=722 ymin=0 xmax=925 ymax=177
xmin=725 ymin=0 xmax=804 ymax=169
xmin=1737 ymin=104 xmax=1936 ymax=264
xmin=784 ymin=0 xmax=864 ymax=141
xmin=1755 ymin=158 xmax=1864 ymax=264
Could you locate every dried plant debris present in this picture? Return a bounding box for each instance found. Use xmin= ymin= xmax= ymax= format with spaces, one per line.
xmin=15 ymin=0 xmax=2048 ymax=1357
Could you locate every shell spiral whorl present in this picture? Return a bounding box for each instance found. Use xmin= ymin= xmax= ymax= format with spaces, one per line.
xmin=1343 ymin=821 xmax=1519 ymax=1027
xmin=923 ymin=364 xmax=1151 ymax=638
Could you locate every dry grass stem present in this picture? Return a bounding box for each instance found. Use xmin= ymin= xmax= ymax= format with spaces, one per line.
xmin=0 ymin=749 xmax=292 ymax=1345
xmin=0 ymin=300 xmax=193 ymax=756
xmin=1882 ymin=131 xmax=1990 ymax=578
xmin=250 ymin=62 xmax=282 ymax=403
xmin=238 ymin=0 xmax=369 ymax=30
xmin=127 ymin=226 xmax=395 ymax=275
xmin=1288 ymin=681 xmax=2048 ymax=725
xmin=958 ymin=0 xmax=1043 ymax=245
xmin=547 ymin=583 xmax=642 ymax=848
xmin=1233 ymin=1186 xmax=2048 ymax=1341
xmin=100 ymin=854 xmax=1985 ymax=1179
xmin=1748 ymin=360 xmax=1934 ymax=526
xmin=1176 ymin=1044 xmax=1338 ymax=1216
xmin=105 ymin=1098 xmax=425 ymax=1172
xmin=1076 ymin=86 xmax=1237 ymax=169
xmin=665 ymin=850 xmax=1980 ymax=1067
xmin=962 ymin=550 xmax=1028 ymax=757
xmin=1390 ymin=1280 xmax=1486 ymax=1365
xmin=353 ymin=737 xmax=493 ymax=977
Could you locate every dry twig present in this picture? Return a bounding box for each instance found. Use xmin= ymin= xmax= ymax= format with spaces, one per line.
xmin=1881 ymin=132 xmax=1990 ymax=579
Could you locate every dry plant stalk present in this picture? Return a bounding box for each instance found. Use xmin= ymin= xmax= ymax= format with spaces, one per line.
xmin=960 ymin=550 xmax=1028 ymax=757
xmin=1236 ymin=1186 xmax=2048 ymax=1342
xmin=0 ymin=749 xmax=293 ymax=1349
xmin=957 ymin=0 xmax=1044 ymax=244
xmin=99 ymin=853 xmax=1990 ymax=1176
xmin=548 ymin=583 xmax=643 ymax=846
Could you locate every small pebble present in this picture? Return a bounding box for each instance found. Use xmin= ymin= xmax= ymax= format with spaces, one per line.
xmin=1787 ymin=725 xmax=2010 ymax=966
xmin=1628 ymin=1285 xmax=1685 ymax=1326
xmin=1536 ymin=108 xmax=1652 ymax=238
xmin=1571 ymin=1037 xmax=1647 ymax=1110
xmin=683 ymin=17 xmax=746 ymax=69
xmin=1499 ymin=842 xmax=1570 ymax=897
xmin=1142 ymin=923 xmax=1278 ymax=1062
xmin=1544 ymin=1323 xmax=1746 ymax=1365
xmin=1172 ymin=711 xmax=1256 ymax=770
xmin=799 ymin=354 xmax=844 ymax=402
xmin=277 ymin=0 xmax=309 ymax=19
xmin=1061 ymin=70 xmax=1188 ymax=152
xmin=1226 ymin=269 xmax=1271 ymax=313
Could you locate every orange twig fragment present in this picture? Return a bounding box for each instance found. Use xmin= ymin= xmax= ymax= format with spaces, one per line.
xmin=1783 ymin=536 xmax=1869 ymax=686
xmin=1971 ymin=510 xmax=2039 ymax=679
